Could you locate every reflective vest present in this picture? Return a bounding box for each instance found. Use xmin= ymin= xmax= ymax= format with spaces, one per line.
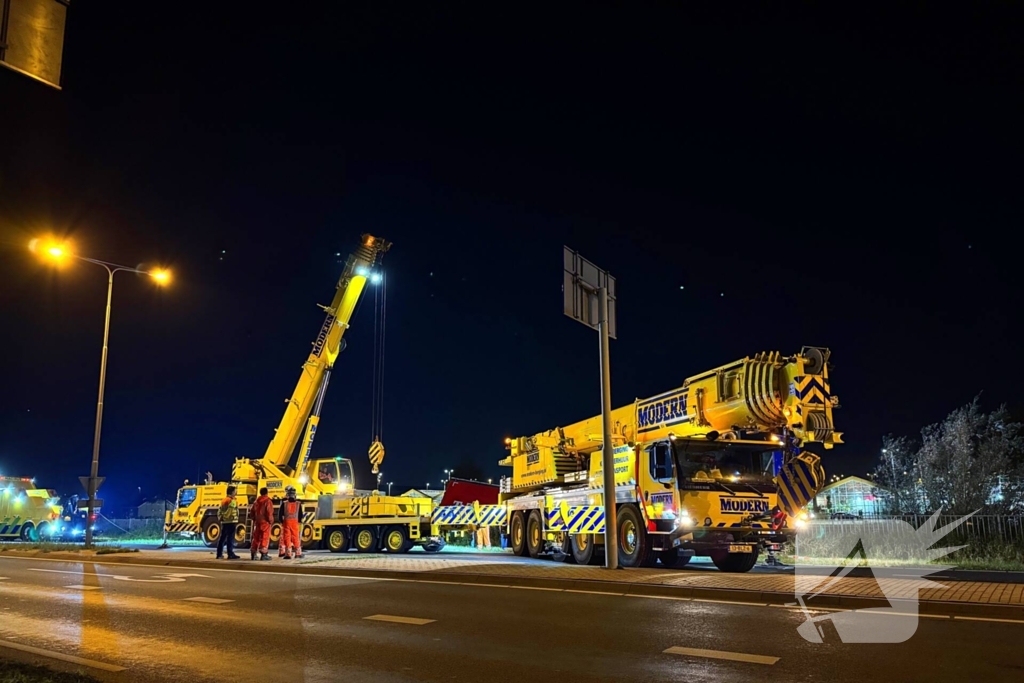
xmin=218 ymin=497 xmax=238 ymax=523
xmin=280 ymin=500 xmax=300 ymax=522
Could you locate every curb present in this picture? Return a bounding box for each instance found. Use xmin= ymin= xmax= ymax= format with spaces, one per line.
xmin=5 ymin=550 xmax=1024 ymax=621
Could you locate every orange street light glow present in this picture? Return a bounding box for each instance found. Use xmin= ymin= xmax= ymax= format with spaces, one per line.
xmin=151 ymin=269 xmax=171 ymax=284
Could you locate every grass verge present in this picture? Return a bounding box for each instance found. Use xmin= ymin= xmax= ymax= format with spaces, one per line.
xmin=0 ymin=658 xmax=99 ymax=683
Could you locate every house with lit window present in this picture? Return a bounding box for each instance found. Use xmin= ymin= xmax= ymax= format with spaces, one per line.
xmin=812 ymin=476 xmax=890 ymax=518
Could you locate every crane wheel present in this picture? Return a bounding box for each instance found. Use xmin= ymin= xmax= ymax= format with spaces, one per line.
xmin=354 ymin=527 xmax=378 ymax=553
xmin=510 ymin=511 xmax=529 ymax=557
xmin=570 ymin=534 xmax=598 ymax=565
xmin=234 ymin=524 xmax=248 ymax=547
xmin=326 ymin=527 xmax=349 ymax=553
xmin=269 ymin=523 xmax=282 ymax=550
xmin=658 ymin=548 xmax=691 ymax=568
xmin=201 ymin=520 xmax=221 ymax=548
xmin=19 ymin=523 xmax=37 ymax=543
xmin=526 ymin=510 xmax=544 ymax=558
xmin=384 ymin=526 xmax=412 ymax=553
xmin=616 ymin=504 xmax=657 ymax=568
xmin=711 ymin=548 xmax=759 ymax=573
xmin=300 ymin=524 xmax=315 ymax=549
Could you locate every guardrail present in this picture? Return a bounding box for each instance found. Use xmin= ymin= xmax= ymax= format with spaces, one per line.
xmin=808 ymin=514 xmax=1024 ymax=543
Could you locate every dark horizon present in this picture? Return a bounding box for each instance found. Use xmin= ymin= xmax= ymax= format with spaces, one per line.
xmin=2 ymin=4 xmax=1023 ymax=512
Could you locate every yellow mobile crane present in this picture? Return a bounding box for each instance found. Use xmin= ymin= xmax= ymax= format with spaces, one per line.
xmin=429 ymin=347 xmax=840 ymax=571
xmin=501 ymin=347 xmax=840 ymax=570
xmin=166 ymin=234 xmax=391 ymax=548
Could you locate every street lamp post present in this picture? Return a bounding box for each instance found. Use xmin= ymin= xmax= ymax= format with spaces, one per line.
xmin=31 ymin=239 xmax=170 ymax=548
xmin=387 ymin=481 xmax=393 ymax=496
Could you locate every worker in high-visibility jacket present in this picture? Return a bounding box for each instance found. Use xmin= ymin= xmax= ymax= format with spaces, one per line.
xmin=278 ymin=486 xmax=303 ymax=559
xmin=250 ymin=487 xmax=274 ymax=561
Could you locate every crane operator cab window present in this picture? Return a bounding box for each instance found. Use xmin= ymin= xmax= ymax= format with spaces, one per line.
xmin=648 ymin=442 xmax=675 ymax=483
xmin=318 ymin=462 xmax=336 ymax=485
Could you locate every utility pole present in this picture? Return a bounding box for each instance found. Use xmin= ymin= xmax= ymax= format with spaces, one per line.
xmin=563 ymin=246 xmax=619 ymax=569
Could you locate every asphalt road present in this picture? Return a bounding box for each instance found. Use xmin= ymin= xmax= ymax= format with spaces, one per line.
xmin=1 ymin=555 xmax=1022 ymax=683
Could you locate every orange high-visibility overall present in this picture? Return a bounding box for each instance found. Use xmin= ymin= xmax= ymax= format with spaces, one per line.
xmin=250 ymin=495 xmax=274 ymax=555
xmin=279 ymin=500 xmax=302 ymax=558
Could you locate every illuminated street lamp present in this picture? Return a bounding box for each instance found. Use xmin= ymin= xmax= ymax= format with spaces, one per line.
xmin=31 ymin=238 xmax=170 ymax=548
xmin=387 ymin=481 xmax=393 ymax=496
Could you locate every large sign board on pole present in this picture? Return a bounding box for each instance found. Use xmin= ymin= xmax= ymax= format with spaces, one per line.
xmin=563 ymin=246 xmax=616 ymax=339
xmin=562 ymin=246 xmax=620 ymax=569
xmin=0 ymin=0 xmax=69 ymax=89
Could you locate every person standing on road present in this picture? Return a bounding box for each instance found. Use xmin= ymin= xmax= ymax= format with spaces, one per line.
xmin=278 ymin=486 xmax=303 ymax=560
xmin=216 ymin=486 xmax=241 ymax=560
xmin=250 ymin=487 xmax=274 ymax=561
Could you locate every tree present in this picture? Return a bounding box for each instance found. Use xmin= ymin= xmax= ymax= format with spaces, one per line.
xmin=916 ymin=398 xmax=1023 ymax=515
xmin=872 ymin=434 xmax=921 ymax=514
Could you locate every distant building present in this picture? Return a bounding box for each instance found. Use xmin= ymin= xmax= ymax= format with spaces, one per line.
xmin=812 ymin=476 xmax=890 ymax=517
xmin=137 ymin=499 xmax=172 ymax=519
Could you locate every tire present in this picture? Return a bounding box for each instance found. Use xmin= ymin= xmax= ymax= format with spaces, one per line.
xmin=36 ymin=522 xmax=52 ymax=540
xmin=300 ymin=524 xmax=315 ymax=549
xmin=383 ymin=526 xmax=412 ymax=553
xmin=561 ymin=535 xmax=577 ymax=564
xmin=201 ymin=520 xmax=221 ymax=547
xmin=659 ymin=548 xmax=691 ymax=568
xmin=616 ymin=504 xmax=657 ymax=568
xmin=354 ymin=526 xmax=378 ymax=552
xmin=19 ymin=523 xmax=37 ymax=543
xmin=526 ymin=510 xmax=544 ymax=558
xmin=269 ymin=523 xmax=282 ymax=550
xmin=234 ymin=524 xmax=248 ymax=547
xmin=711 ymin=549 xmax=759 ymax=573
xmin=570 ymin=534 xmax=598 ymax=565
xmin=510 ymin=511 xmax=529 ymax=557
xmin=326 ymin=527 xmax=349 ymax=553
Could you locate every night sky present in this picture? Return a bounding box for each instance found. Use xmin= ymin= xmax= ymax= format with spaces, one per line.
xmin=2 ymin=4 xmax=1022 ymax=512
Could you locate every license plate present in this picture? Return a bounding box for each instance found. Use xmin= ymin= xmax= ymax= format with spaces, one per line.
xmin=728 ymin=544 xmax=753 ymax=553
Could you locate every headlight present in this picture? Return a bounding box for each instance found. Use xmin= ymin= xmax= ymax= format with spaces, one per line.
xmin=794 ymin=518 xmax=807 ymax=529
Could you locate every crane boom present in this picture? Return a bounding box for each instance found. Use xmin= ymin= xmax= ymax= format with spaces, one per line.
xmin=263 ymin=234 xmax=391 ymax=469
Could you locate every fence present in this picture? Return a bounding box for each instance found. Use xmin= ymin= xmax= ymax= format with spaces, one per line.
xmin=807 ymin=514 xmax=1024 ymax=544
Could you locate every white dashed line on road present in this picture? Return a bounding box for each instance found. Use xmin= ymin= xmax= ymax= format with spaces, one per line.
xmin=0 ymin=638 xmax=127 ymax=672
xmin=184 ymin=597 xmax=234 ymax=604
xmin=364 ymin=614 xmax=436 ymax=625
xmin=664 ymin=646 xmax=779 ymax=665
xmin=692 ymin=598 xmax=768 ymax=607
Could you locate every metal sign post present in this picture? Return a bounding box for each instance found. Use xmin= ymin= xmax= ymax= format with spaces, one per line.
xmin=563 ymin=246 xmax=619 ymax=570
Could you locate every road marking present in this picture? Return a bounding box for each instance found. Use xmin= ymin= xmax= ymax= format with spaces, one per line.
xmin=27 ymin=568 xmax=209 ymax=583
xmin=0 ymin=577 xmax=7 ymax=580
xmin=0 ymin=639 xmax=127 ymax=672
xmin=364 ymin=614 xmax=435 ymax=625
xmin=768 ymin=604 xmax=849 ymax=613
xmin=626 ymin=594 xmax=690 ymax=601
xmin=850 ymin=610 xmax=950 ymax=620
xmin=184 ymin=597 xmax=234 ymax=604
xmin=664 ymin=646 xmax=779 ymax=665
xmin=508 ymin=585 xmax=562 ymax=591
xmin=66 ymin=585 xmax=101 ymax=591
xmin=954 ymin=616 xmax=1024 ymax=624
xmin=565 ymin=589 xmax=622 ymax=596
xmin=693 ymin=598 xmax=768 ymax=607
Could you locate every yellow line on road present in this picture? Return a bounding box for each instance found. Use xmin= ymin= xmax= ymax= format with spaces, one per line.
xmin=66 ymin=585 xmax=101 ymax=591
xmin=954 ymin=616 xmax=1024 ymax=624
xmin=364 ymin=614 xmax=436 ymax=625
xmin=0 ymin=638 xmax=127 ymax=672
xmin=664 ymin=646 xmax=779 ymax=665
xmin=184 ymin=597 xmax=234 ymax=604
